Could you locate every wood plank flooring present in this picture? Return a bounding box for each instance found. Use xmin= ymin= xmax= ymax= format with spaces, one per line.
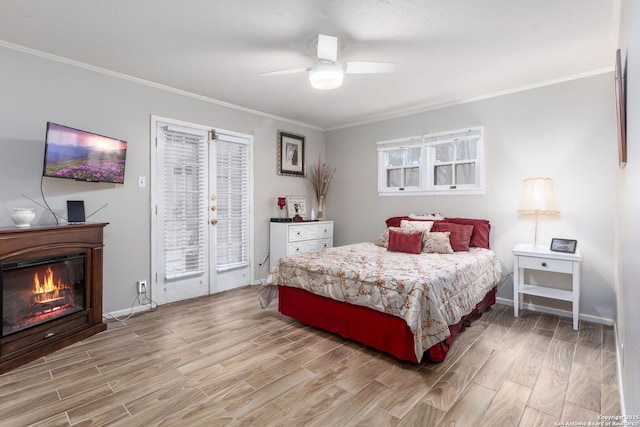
xmin=0 ymin=285 xmax=620 ymax=426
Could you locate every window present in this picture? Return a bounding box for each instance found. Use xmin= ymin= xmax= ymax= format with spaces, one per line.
xmin=378 ymin=127 xmax=484 ymax=196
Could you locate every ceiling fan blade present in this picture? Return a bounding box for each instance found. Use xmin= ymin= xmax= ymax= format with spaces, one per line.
xmin=258 ymin=67 xmax=309 ymax=76
xmin=345 ymin=61 xmax=396 ymax=74
xmin=317 ymin=34 xmax=338 ymax=62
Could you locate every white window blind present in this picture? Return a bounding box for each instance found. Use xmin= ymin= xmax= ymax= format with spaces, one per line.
xmin=377 ymin=127 xmax=484 ymax=196
xmin=216 ymin=136 xmax=250 ymax=271
xmin=161 ymin=126 xmax=207 ymax=280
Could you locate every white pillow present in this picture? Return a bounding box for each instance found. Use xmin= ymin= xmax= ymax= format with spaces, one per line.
xmin=409 ymin=213 xmax=445 ymax=220
xmin=400 ymin=219 xmax=434 ymax=232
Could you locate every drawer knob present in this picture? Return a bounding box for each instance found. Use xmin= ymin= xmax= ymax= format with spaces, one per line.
xmin=541 ymin=262 xmax=547 ymax=267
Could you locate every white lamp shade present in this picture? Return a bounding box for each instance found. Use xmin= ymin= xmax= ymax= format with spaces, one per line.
xmin=309 ymin=62 xmax=344 ymax=90
xmin=518 ymin=177 xmax=560 ymax=215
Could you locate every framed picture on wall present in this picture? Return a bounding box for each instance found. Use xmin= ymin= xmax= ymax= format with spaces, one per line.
xmin=278 ymin=131 xmax=305 ymax=177
xmin=615 ymin=49 xmax=627 ymax=168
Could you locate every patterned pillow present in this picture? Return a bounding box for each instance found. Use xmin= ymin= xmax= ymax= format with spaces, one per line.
xmin=423 ymin=232 xmax=454 ymax=254
xmin=400 ymin=220 xmax=434 ymax=232
xmin=374 ymin=229 xmax=390 ymax=247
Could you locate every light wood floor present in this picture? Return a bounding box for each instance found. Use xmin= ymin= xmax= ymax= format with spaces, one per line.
xmin=0 ymin=285 xmax=620 ymax=426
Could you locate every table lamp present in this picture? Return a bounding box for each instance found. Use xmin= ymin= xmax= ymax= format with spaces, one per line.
xmin=517 ymin=177 xmax=560 ymax=247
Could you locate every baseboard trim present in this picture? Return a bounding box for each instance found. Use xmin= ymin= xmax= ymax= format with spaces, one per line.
xmin=105 ymin=304 xmax=153 ymax=320
xmin=495 ymin=297 xmax=614 ymax=326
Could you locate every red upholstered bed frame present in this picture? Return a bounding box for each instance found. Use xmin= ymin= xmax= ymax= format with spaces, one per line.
xmin=278 ymin=285 xmax=496 ymax=363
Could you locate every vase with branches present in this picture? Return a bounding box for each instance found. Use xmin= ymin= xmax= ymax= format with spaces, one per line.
xmin=309 ymin=158 xmax=335 ymax=221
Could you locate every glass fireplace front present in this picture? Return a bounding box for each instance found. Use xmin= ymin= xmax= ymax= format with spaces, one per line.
xmin=1 ymin=252 xmax=86 ymax=337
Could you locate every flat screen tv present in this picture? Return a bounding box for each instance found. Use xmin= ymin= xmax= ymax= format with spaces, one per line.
xmin=43 ymin=122 xmax=127 ymax=184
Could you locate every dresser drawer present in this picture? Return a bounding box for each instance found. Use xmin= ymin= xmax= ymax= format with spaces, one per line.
xmin=288 ymin=237 xmax=332 ymax=254
xmin=518 ymin=256 xmax=573 ymax=274
xmin=288 ymin=223 xmax=333 ymax=242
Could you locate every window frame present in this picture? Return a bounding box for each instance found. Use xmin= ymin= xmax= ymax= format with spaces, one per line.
xmin=377 ymin=127 xmax=484 ymax=196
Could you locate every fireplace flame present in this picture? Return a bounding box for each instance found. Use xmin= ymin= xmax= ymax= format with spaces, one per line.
xmin=33 ymin=267 xmax=68 ymax=304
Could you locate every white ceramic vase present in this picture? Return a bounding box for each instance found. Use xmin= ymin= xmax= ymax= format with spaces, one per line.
xmin=11 ymin=208 xmax=36 ymax=228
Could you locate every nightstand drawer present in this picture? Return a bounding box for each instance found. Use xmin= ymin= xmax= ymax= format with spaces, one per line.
xmin=518 ymin=256 xmax=573 ymax=274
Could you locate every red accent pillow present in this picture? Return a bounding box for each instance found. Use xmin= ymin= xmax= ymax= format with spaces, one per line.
xmin=385 ymin=216 xmax=491 ymax=249
xmin=387 ymin=229 xmax=423 ymax=254
xmin=442 ymin=218 xmax=491 ymax=249
xmin=431 ymin=222 xmax=474 ymax=251
xmin=386 ymin=216 xmax=411 ymax=228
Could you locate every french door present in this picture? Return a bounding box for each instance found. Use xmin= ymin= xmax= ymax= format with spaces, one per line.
xmin=151 ymin=117 xmax=252 ymax=305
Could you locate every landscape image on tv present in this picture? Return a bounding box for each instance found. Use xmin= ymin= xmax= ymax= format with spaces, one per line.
xmin=44 ymin=123 xmax=127 ymax=184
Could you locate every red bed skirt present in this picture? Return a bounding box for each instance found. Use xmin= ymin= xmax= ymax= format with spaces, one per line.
xmin=278 ymin=286 xmax=496 ymax=363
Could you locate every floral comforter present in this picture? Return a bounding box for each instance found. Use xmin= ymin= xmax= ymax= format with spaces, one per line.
xmin=261 ymin=242 xmax=502 ymax=359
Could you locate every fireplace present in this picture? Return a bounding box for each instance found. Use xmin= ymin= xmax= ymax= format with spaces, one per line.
xmin=0 ymin=223 xmax=107 ymax=374
xmin=2 ymin=252 xmax=86 ymax=336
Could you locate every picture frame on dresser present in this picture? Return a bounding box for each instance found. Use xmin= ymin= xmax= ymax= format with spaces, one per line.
xmin=286 ymin=195 xmax=307 ymax=219
xmin=278 ymin=131 xmax=305 ymax=177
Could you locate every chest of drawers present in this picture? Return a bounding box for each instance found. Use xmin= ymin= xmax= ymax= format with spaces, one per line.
xmin=269 ymin=221 xmax=333 ymax=268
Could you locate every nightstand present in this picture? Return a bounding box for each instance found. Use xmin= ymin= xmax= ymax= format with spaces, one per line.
xmin=512 ymin=243 xmax=583 ymax=330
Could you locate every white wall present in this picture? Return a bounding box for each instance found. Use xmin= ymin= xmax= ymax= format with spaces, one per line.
xmin=615 ymin=0 xmax=639 ymax=415
xmin=0 ymin=45 xmax=325 ymax=313
xmin=326 ymin=73 xmax=617 ymax=323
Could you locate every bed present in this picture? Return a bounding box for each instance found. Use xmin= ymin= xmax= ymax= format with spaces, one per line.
xmin=260 ymin=216 xmax=503 ymax=363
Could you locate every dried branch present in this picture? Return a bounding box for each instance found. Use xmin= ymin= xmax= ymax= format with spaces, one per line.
xmin=309 ymin=157 xmax=336 ymax=200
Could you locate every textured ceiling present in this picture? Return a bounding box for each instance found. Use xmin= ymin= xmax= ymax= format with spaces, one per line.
xmin=0 ymin=0 xmax=619 ymax=129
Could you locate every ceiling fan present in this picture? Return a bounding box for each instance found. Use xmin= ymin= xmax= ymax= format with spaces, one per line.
xmin=259 ymin=34 xmax=396 ymax=90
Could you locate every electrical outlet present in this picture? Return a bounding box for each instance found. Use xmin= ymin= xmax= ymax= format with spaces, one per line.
xmin=136 ymin=280 xmax=147 ymax=294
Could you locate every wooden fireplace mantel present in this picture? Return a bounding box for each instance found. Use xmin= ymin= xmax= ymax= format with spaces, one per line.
xmin=0 ymin=222 xmax=108 ymax=374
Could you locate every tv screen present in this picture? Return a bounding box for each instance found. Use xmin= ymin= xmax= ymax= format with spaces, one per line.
xmin=43 ymin=122 xmax=127 ymax=184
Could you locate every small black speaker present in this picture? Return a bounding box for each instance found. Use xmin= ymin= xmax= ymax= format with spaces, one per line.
xmin=67 ymin=200 xmax=86 ymax=223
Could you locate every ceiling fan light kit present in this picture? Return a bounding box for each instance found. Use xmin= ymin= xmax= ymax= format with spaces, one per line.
xmin=260 ymin=33 xmax=396 ymax=91
xmin=309 ymin=61 xmax=344 ymax=90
